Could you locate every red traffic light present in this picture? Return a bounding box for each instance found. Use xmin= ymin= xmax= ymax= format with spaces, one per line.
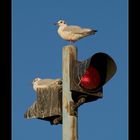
xmin=80 ymin=66 xmax=100 ymax=90
xmin=70 ymin=52 xmax=117 ymax=103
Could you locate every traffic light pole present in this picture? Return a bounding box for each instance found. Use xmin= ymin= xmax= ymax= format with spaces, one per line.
xmin=62 ymin=45 xmax=78 ymax=140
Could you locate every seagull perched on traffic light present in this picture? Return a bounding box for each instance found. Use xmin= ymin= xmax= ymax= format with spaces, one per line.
xmin=32 ymin=77 xmax=62 ymax=92
xmin=54 ymin=20 xmax=97 ymax=43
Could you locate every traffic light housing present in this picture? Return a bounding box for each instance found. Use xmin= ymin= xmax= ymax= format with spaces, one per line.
xmin=24 ymin=78 xmax=62 ymax=125
xmin=70 ymin=52 xmax=117 ymax=103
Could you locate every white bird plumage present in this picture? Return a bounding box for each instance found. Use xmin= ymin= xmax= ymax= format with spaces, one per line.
xmin=55 ymin=20 xmax=97 ymax=43
xmin=32 ymin=78 xmax=51 ymax=91
xmin=32 ymin=78 xmax=62 ymax=92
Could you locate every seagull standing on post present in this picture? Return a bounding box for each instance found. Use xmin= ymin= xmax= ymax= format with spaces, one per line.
xmin=54 ymin=20 xmax=97 ymax=44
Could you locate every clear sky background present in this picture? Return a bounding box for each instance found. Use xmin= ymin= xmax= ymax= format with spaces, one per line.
xmin=12 ymin=0 xmax=128 ymax=140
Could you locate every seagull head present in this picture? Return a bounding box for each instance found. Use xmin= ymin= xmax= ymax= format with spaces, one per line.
xmin=54 ymin=20 xmax=67 ymax=27
xmin=32 ymin=78 xmax=41 ymax=85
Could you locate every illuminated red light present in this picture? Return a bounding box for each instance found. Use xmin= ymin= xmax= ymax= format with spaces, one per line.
xmin=80 ymin=66 xmax=100 ymax=90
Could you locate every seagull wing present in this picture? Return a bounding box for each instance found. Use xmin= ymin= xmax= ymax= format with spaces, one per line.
xmin=63 ymin=25 xmax=95 ymax=35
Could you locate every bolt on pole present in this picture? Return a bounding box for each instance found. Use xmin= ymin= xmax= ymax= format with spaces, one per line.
xmin=62 ymin=45 xmax=78 ymax=140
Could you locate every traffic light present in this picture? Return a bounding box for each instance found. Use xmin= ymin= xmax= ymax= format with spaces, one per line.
xmin=24 ymin=78 xmax=62 ymax=125
xmin=70 ymin=52 xmax=117 ymax=104
xmin=24 ymin=46 xmax=117 ymax=125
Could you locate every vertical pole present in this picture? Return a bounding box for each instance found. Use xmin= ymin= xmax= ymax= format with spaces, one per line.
xmin=62 ymin=45 xmax=78 ymax=140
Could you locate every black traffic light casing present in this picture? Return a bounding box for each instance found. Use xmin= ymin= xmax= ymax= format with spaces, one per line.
xmin=70 ymin=52 xmax=117 ymax=103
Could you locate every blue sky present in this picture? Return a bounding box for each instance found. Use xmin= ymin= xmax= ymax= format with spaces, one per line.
xmin=12 ymin=0 xmax=128 ymax=140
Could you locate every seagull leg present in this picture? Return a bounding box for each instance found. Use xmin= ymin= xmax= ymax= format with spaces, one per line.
xmin=69 ymin=40 xmax=72 ymax=44
xmin=69 ymin=40 xmax=75 ymax=44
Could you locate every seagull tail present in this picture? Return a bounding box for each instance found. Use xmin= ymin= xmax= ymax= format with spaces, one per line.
xmin=90 ymin=29 xmax=97 ymax=35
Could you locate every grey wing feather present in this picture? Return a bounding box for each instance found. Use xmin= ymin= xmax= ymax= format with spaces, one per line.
xmin=63 ymin=25 xmax=91 ymax=34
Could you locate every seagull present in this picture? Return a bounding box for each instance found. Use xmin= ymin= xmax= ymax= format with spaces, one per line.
xmin=54 ymin=19 xmax=97 ymax=43
xmin=32 ymin=77 xmax=62 ymax=92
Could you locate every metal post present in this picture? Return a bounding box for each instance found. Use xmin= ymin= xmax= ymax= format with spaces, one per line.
xmin=62 ymin=45 xmax=78 ymax=140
